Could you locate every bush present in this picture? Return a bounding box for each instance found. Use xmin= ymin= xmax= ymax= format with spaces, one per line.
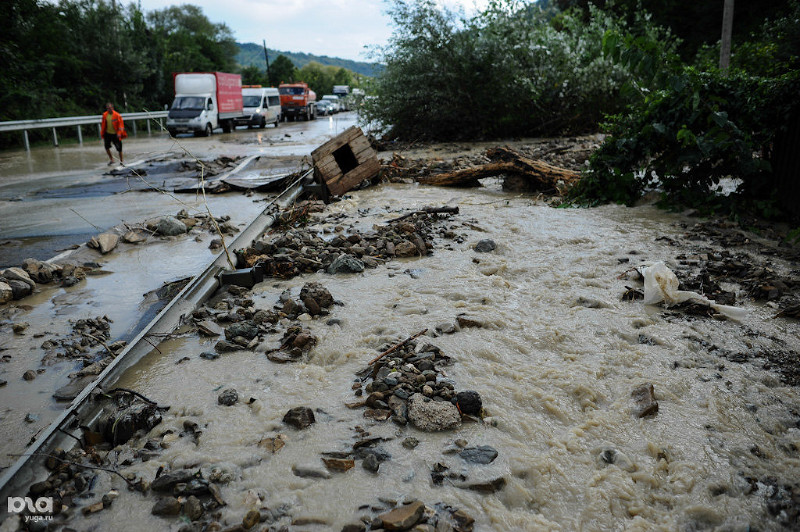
xmin=361 ymin=1 xmax=672 ymax=140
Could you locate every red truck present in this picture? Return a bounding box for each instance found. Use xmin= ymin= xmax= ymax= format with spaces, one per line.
xmin=279 ymin=82 xmax=317 ymax=122
xmin=167 ymin=72 xmax=244 ymax=136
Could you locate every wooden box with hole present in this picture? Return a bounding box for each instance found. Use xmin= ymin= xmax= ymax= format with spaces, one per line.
xmin=311 ymin=125 xmax=380 ymax=198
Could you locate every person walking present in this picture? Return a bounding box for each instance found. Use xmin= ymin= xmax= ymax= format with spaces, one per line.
xmin=101 ymin=102 xmax=126 ymax=165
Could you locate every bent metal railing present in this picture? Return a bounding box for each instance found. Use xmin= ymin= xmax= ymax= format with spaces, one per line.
xmin=0 ymin=111 xmax=169 ymax=151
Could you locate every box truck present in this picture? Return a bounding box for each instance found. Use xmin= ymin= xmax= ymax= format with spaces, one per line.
xmin=166 ymin=72 xmax=244 ymax=137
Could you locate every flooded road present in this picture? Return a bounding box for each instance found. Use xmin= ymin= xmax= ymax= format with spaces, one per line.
xmin=0 ymin=113 xmax=359 ymax=472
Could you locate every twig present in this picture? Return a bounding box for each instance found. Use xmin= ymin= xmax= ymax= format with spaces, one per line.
xmin=5 ymin=453 xmax=135 ymax=487
xmin=81 ymin=332 xmax=114 ymax=355
xmin=69 ymin=208 xmax=104 ymax=231
xmin=57 ymin=427 xmax=85 ymax=449
xmin=368 ymin=329 xmax=428 ymax=365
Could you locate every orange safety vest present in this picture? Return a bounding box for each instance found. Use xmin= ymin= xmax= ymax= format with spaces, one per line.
xmin=101 ymin=110 xmax=125 ymax=137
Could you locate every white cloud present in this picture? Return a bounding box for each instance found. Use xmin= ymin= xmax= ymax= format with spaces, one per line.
xmin=131 ymin=0 xmax=490 ymax=61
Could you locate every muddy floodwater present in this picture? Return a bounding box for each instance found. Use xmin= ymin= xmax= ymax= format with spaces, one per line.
xmin=1 ymin=118 xmax=799 ymax=531
xmin=0 ymin=114 xmax=358 ymax=473
xmin=20 ymin=180 xmax=795 ymax=531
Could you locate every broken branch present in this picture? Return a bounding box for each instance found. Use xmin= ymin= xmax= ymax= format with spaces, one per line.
xmin=369 ymin=329 xmax=428 ymax=365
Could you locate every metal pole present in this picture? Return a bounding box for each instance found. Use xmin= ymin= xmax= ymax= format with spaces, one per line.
xmin=263 ymin=40 xmax=271 ymax=84
xmin=132 ymin=120 xmax=137 ymax=136
xmin=146 ymin=119 xmax=151 ymax=134
xmin=720 ymin=0 xmax=734 ymax=74
xmin=52 ymin=127 xmax=58 ymax=147
xmin=23 ymin=130 xmax=30 ymax=151
xmin=77 ymin=125 xmax=83 ymax=145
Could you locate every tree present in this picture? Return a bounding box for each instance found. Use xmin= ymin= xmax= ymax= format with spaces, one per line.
xmin=269 ymin=54 xmax=296 ymax=85
xmin=240 ymin=65 xmax=266 ymax=85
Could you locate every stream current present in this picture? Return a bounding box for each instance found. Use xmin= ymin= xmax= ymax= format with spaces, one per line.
xmin=65 ymin=180 xmax=800 ymax=531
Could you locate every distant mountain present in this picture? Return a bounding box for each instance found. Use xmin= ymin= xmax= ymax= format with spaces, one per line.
xmin=236 ymin=43 xmax=382 ymax=77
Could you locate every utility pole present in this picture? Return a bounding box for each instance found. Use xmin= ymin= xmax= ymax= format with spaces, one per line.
xmin=263 ymin=40 xmax=272 ymax=86
xmin=720 ymin=0 xmax=734 ymax=74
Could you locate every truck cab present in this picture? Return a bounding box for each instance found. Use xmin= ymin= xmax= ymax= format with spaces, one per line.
xmin=236 ymin=86 xmax=281 ymax=128
xmin=279 ymin=83 xmax=317 ymax=122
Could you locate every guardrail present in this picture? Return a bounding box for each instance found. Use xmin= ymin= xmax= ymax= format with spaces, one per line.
xmin=0 ymin=111 xmax=169 ymax=151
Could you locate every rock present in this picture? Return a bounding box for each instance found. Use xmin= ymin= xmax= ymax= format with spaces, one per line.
xmin=474 ymin=239 xmax=496 ymax=252
xmin=225 ymin=322 xmax=258 ymax=341
xmin=0 ymin=281 xmax=12 ymax=304
xmin=22 ymin=258 xmax=59 ymax=283
xmin=89 ymin=232 xmax=119 ymax=254
xmin=156 ymin=216 xmax=188 ymax=236
xmin=395 ymin=240 xmax=418 ymax=257
xmin=291 ymin=464 xmax=331 ymax=479
xmin=1 ymin=267 xmax=36 ymax=289
xmin=379 ymin=501 xmax=425 ymax=531
xmin=12 ymin=322 xmax=29 ymax=334
xmin=0 ymin=380 xmax=6 ymax=387
xmin=8 ymin=279 xmax=33 ymax=299
xmin=215 ymin=339 xmax=242 ymax=353
xmin=122 ymin=230 xmax=148 ymax=244
xmin=218 ymin=388 xmax=239 ymax=406
xmin=327 ymin=254 xmax=365 ymax=274
xmin=283 ymin=406 xmax=315 ymax=429
xmin=341 ymin=524 xmax=367 ymax=532
xmin=200 ymin=351 xmax=220 ymax=360
xmin=322 ymin=458 xmax=355 ymax=472
xmin=451 ymin=509 xmax=475 ymax=531
xmin=257 ymin=435 xmax=287 ymax=453
xmin=407 ymin=393 xmax=461 ymax=432
xmin=459 ymin=445 xmax=498 ymax=464
xmin=402 ymin=437 xmax=419 ymax=449
xmin=53 ymin=380 xmax=87 ymax=401
xmin=456 ymin=390 xmax=483 ymax=416
xmin=596 ymin=448 xmax=637 ymax=472
xmin=243 ymin=509 xmax=260 ymax=529
xmin=460 ymin=477 xmax=506 ymax=494
xmin=197 ymin=321 xmax=222 ymax=337
xmin=435 ymin=322 xmax=456 ymax=334
xmin=151 ymin=469 xmax=196 ymax=492
xmin=152 ymin=497 xmax=181 ymax=516
xmin=631 ymin=383 xmax=659 ymax=418
xmin=362 ymin=454 xmax=380 ymax=473
xmin=22 ymin=370 xmax=37 ymax=381
xmin=184 ymin=495 xmax=203 ymax=520
xmin=456 ymin=315 xmax=484 ymax=329
xmin=268 ymin=350 xmax=302 ymax=363
xmin=300 ymin=283 xmax=333 ymax=316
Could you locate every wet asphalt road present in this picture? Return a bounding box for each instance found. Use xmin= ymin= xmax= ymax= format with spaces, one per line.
xmin=0 ymin=112 xmax=360 ymax=267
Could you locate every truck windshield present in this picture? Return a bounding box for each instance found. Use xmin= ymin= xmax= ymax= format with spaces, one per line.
xmin=171 ymin=97 xmax=205 ymax=110
xmin=242 ymin=96 xmax=262 ymax=107
xmin=279 ymin=87 xmax=304 ymax=95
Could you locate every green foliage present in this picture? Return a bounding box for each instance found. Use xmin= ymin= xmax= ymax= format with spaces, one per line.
xmin=269 ymin=55 xmax=297 ymax=85
xmin=362 ymin=0 xmax=670 ymax=140
xmin=571 ymin=3 xmax=800 ymax=213
xmin=0 ymin=0 xmax=242 ymax=148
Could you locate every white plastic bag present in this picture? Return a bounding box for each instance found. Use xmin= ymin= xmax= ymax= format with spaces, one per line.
xmin=642 ymin=262 xmax=747 ymax=320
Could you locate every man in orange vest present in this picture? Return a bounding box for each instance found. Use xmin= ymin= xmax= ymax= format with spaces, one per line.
xmin=101 ymin=102 xmax=125 ymax=166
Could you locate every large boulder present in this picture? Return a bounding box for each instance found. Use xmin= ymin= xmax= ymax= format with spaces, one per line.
xmin=1 ymin=267 xmax=35 ymax=289
xmin=327 ymin=254 xmax=364 ymax=274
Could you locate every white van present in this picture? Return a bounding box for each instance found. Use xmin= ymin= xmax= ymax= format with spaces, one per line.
xmin=322 ymin=94 xmax=341 ymax=113
xmin=236 ymin=86 xmax=281 ymax=128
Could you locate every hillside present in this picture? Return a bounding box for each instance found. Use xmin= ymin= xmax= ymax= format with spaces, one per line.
xmin=236 ymin=42 xmax=381 ymax=77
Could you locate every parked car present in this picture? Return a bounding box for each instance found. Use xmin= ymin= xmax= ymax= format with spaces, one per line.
xmin=316 ymin=100 xmax=334 ymax=116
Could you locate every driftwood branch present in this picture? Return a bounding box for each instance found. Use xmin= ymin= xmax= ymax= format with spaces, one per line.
xmin=418 ymin=146 xmax=580 ymax=194
xmin=369 ymin=329 xmax=428 ymax=365
xmin=387 ymin=206 xmax=459 ymax=224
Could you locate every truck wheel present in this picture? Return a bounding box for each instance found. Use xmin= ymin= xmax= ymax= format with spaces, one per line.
xmin=222 ymin=120 xmax=231 ymax=133
xmin=260 ymin=117 xmax=266 ymax=129
xmin=202 ymin=123 xmax=213 ymax=137
xmin=167 ymin=129 xmax=177 ymax=137
xmin=274 ymin=116 xmax=280 ymax=128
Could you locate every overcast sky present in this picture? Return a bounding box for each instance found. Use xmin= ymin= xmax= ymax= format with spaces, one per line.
xmin=131 ymin=0 xmax=490 ymax=62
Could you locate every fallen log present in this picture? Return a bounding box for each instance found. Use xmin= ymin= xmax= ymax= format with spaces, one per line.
xmin=418 ymin=146 xmax=580 ymax=194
